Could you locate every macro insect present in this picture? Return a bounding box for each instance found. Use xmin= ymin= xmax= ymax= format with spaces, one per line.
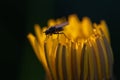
xmin=44 ymin=22 xmax=68 ymax=35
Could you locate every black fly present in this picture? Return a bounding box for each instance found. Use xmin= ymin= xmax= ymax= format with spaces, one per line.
xmin=44 ymin=22 xmax=68 ymax=35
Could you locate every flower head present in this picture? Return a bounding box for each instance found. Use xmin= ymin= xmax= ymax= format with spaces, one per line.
xmin=27 ymin=14 xmax=114 ymax=80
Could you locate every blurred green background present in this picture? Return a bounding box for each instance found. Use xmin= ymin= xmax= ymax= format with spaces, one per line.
xmin=0 ymin=0 xmax=120 ymax=80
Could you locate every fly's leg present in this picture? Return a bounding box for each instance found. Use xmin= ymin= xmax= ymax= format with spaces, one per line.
xmin=54 ymin=32 xmax=60 ymax=39
xmin=54 ymin=32 xmax=70 ymax=40
xmin=45 ymin=35 xmax=49 ymax=42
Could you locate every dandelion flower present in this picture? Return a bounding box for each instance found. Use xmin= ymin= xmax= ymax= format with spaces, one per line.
xmin=27 ymin=14 xmax=114 ymax=80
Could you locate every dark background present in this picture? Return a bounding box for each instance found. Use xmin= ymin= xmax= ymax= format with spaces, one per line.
xmin=0 ymin=0 xmax=120 ymax=80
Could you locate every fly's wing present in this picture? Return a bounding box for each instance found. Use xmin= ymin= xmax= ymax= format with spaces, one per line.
xmin=55 ymin=22 xmax=68 ymax=28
